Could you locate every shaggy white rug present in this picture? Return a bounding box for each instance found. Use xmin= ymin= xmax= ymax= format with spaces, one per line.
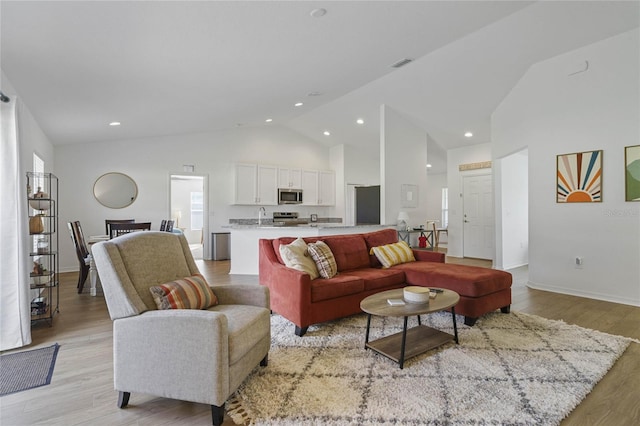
xmin=228 ymin=311 xmax=631 ymax=425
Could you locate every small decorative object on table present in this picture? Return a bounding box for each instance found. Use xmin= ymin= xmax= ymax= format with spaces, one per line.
xmin=403 ymin=286 xmax=431 ymax=304
xmin=387 ymin=298 xmax=406 ymax=306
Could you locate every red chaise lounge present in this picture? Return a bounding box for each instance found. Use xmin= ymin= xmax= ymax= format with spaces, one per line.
xmin=259 ymin=228 xmax=512 ymax=336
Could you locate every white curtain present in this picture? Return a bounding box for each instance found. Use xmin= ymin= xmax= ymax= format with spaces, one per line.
xmin=0 ymin=96 xmax=31 ymax=350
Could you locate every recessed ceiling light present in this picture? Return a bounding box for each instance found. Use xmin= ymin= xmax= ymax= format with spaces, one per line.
xmin=310 ymin=8 xmax=327 ymax=18
xmin=265 ymin=118 xmax=273 ymax=123
xmin=426 ymin=164 xmax=432 ymax=168
xmin=295 ymin=102 xmax=303 ymax=107
xmin=109 ymin=121 xmax=121 ymax=126
xmin=356 ymin=118 xmax=364 ymax=125
xmin=464 ymin=132 xmax=473 ymax=138
xmin=323 ymin=131 xmax=331 ymax=136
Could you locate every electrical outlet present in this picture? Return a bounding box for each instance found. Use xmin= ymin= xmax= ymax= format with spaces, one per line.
xmin=575 ymin=257 xmax=583 ymax=269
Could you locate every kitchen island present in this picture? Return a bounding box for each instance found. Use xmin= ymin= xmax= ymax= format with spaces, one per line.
xmin=229 ymin=224 xmax=395 ymax=275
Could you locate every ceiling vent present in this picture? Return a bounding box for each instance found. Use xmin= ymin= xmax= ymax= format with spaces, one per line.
xmin=391 ymin=58 xmax=413 ymax=68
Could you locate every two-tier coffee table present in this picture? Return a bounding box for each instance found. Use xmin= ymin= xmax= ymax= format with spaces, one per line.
xmin=360 ymin=288 xmax=460 ymax=369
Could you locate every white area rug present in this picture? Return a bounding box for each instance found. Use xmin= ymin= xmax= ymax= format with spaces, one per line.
xmin=228 ymin=311 xmax=631 ymax=425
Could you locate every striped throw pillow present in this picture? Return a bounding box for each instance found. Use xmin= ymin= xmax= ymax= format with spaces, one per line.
xmin=370 ymin=241 xmax=416 ymax=269
xmin=150 ymin=274 xmax=218 ymax=310
xmin=307 ymin=241 xmax=338 ymax=279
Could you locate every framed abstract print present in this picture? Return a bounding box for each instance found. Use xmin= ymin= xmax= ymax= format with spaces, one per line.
xmin=557 ymin=150 xmax=602 ymax=203
xmin=625 ymin=145 xmax=640 ymax=202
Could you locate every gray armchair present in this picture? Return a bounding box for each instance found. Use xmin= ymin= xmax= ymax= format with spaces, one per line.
xmin=92 ymin=231 xmax=270 ymax=426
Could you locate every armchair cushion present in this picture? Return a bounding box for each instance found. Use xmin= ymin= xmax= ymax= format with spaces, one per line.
xmin=150 ymin=274 xmax=218 ymax=310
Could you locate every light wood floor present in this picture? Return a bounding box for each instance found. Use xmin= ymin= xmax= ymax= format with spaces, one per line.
xmin=1 ymin=258 xmax=638 ymax=426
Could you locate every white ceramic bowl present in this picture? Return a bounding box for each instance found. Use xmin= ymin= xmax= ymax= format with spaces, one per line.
xmin=403 ymin=286 xmax=431 ymax=304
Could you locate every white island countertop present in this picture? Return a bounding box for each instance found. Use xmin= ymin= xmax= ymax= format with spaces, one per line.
xmin=229 ymin=224 xmax=395 ymax=275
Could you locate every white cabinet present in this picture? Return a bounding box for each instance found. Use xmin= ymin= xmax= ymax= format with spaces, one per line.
xmin=301 ymin=170 xmax=319 ymax=206
xmin=235 ymin=163 xmax=258 ymax=205
xmin=237 ymin=163 xmax=334 ymax=206
xmin=318 ymin=170 xmax=335 ymax=206
xmin=235 ymin=163 xmax=278 ymax=205
xmin=301 ymin=169 xmax=335 ymax=206
xmin=278 ymin=167 xmax=302 ymax=189
xmin=257 ymin=165 xmax=278 ymax=205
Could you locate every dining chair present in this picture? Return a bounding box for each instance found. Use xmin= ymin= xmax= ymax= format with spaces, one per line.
xmin=165 ymin=220 xmax=174 ymax=232
xmin=109 ymin=222 xmax=152 ymax=239
xmin=436 ymin=225 xmax=448 ymax=247
xmin=159 ymin=219 xmax=167 ymax=231
xmin=105 ymin=219 xmax=135 ymax=236
xmin=426 ymin=220 xmax=438 ymax=248
xmin=68 ymin=221 xmax=91 ymax=293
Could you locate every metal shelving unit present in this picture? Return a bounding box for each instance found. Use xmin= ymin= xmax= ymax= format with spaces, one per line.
xmin=27 ymin=172 xmax=59 ymax=326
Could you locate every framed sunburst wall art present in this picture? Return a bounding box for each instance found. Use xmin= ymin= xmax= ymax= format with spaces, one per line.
xmin=557 ymin=150 xmax=603 ymax=203
xmin=625 ymin=145 xmax=640 ymax=202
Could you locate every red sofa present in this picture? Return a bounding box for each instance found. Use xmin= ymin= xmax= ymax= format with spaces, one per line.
xmin=259 ymin=228 xmax=512 ymax=336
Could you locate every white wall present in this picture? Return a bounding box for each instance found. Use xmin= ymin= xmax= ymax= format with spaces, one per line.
xmin=496 ymin=149 xmax=528 ymax=270
xmin=446 ymin=143 xmax=492 ymax=258
xmin=54 ymin=125 xmax=332 ymax=271
xmin=2 ymin=71 xmax=55 ymax=176
xmin=493 ymin=29 xmax=640 ymax=306
xmin=380 ymin=105 xmax=428 ymax=227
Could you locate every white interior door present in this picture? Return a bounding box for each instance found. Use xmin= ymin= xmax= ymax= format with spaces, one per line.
xmin=463 ymin=173 xmax=494 ymax=259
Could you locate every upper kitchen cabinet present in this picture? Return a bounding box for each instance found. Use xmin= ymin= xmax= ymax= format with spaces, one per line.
xmin=235 ymin=163 xmax=278 ymax=205
xmin=318 ymin=170 xmax=336 ymax=206
xmin=302 ymin=169 xmax=335 ymax=206
xmin=278 ymin=167 xmax=302 ymax=189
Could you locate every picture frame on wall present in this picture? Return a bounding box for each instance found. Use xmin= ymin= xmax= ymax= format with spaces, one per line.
xmin=401 ymin=184 xmax=418 ymax=208
xmin=556 ymin=150 xmax=603 ymax=203
xmin=625 ymin=145 xmax=640 ymax=202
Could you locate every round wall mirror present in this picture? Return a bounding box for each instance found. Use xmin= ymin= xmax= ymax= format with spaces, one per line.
xmin=93 ymin=172 xmax=138 ymax=209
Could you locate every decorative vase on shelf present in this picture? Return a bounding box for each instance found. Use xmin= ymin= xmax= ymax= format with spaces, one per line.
xmin=29 ymin=187 xmax=51 ymax=211
xmin=29 ymin=214 xmax=45 ymax=234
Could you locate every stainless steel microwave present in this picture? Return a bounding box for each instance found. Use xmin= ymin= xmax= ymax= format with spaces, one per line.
xmin=278 ymin=188 xmax=303 ymax=204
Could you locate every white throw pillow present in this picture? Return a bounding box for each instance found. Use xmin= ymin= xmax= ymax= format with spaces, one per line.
xmin=279 ymin=237 xmax=320 ymax=280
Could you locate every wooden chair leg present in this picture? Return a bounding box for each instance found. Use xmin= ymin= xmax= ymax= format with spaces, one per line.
xmin=77 ymin=265 xmax=89 ymax=294
xmin=211 ymin=403 xmax=225 ymax=426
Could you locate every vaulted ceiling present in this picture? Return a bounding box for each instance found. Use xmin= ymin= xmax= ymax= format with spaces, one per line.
xmin=2 ymin=1 xmax=638 ymax=173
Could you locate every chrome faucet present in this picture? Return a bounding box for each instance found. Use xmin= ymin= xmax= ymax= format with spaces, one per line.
xmin=258 ymin=207 xmax=266 ymax=225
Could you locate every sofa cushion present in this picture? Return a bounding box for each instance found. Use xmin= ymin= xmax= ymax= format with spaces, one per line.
xmin=307 ymin=241 xmax=338 ymax=279
xmin=149 ymin=274 xmax=218 ymax=310
xmin=279 ymin=237 xmax=320 ymax=279
xmin=322 ymin=234 xmax=371 ymax=271
xmin=370 ymin=241 xmax=416 ymax=268
xmin=395 ymin=262 xmax=512 ymax=297
xmin=363 ymin=228 xmax=399 ymax=267
xmin=310 ymin=275 xmax=364 ymax=302
xmin=342 ymin=268 xmax=405 ymax=291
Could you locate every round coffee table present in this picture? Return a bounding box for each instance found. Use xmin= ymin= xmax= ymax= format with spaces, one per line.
xmin=360 ymin=288 xmax=460 ymax=369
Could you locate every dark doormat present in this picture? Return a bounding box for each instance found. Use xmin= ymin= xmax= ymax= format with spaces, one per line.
xmin=0 ymin=343 xmax=60 ymax=396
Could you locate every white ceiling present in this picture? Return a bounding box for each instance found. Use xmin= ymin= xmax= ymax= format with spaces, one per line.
xmin=2 ymin=1 xmax=639 ymax=173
